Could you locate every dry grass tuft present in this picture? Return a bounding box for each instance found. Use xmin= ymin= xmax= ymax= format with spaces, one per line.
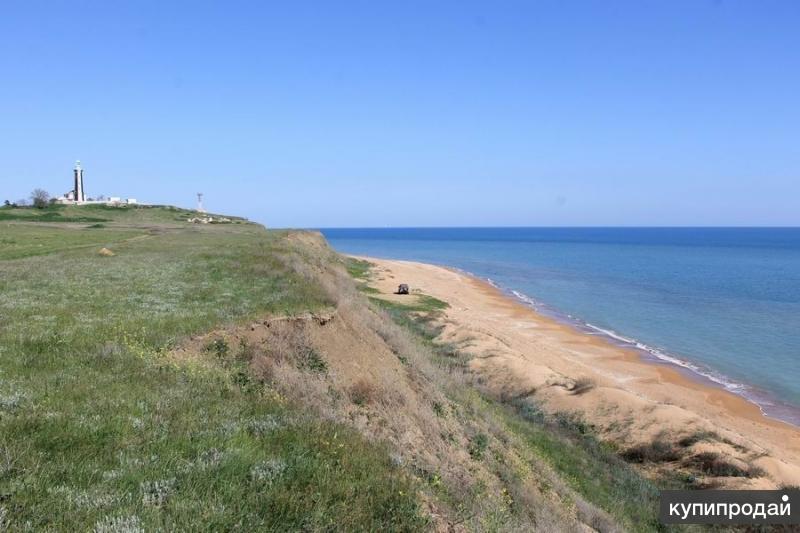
xmin=677 ymin=430 xmax=718 ymax=448
xmin=349 ymin=379 xmax=378 ymax=406
xmin=250 ymin=355 xmax=276 ymax=383
xmin=621 ymin=439 xmax=680 ymax=463
xmin=686 ymin=452 xmax=763 ymax=478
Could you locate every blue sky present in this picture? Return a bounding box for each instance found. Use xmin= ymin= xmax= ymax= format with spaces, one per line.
xmin=1 ymin=1 xmax=799 ymax=227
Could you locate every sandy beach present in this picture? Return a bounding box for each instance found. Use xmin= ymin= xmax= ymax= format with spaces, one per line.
xmin=357 ymin=255 xmax=800 ymax=489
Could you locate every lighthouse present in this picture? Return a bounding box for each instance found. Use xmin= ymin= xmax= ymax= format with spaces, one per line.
xmin=74 ymin=161 xmax=85 ymax=203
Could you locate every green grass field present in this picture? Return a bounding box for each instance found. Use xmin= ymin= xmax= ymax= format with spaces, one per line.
xmin=0 ymin=206 xmax=426 ymax=531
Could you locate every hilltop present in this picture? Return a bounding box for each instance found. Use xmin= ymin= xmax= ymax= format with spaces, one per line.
xmin=0 ymin=205 xmax=678 ymax=531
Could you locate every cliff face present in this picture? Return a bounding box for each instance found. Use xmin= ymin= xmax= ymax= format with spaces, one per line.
xmin=169 ymin=230 xmax=630 ymax=531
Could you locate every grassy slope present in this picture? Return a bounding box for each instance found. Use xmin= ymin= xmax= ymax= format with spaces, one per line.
xmin=0 ymin=205 xmax=715 ymax=532
xmin=353 ymin=261 xmax=683 ymax=533
xmin=0 ymin=206 xmax=426 ymax=531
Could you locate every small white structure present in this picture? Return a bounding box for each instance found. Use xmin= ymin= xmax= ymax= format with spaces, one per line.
xmin=187 ymin=215 xmax=232 ymax=224
xmin=55 ymin=161 xmax=144 ymax=206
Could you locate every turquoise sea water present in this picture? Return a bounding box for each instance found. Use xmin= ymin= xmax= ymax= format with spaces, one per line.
xmin=320 ymin=228 xmax=800 ymax=425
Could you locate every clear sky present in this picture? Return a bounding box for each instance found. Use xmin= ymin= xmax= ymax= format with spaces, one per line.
xmin=2 ymin=1 xmax=799 ymax=227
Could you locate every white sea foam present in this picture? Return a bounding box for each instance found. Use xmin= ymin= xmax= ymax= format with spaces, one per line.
xmin=510 ymin=289 xmax=538 ymax=308
xmin=498 ymin=282 xmax=800 ymax=424
xmin=583 ymin=322 xmax=749 ymax=394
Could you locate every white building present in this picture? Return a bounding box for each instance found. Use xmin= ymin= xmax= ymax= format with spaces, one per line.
xmin=55 ymin=161 xmax=143 ymax=206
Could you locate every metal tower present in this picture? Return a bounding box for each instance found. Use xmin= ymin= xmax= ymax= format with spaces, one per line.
xmin=197 ymin=193 xmax=205 ymax=213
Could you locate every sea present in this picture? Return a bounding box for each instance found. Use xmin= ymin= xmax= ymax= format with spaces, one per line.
xmin=320 ymin=227 xmax=800 ymax=426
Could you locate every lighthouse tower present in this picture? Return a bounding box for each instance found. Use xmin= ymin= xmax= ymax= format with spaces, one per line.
xmin=74 ymin=161 xmax=85 ymax=203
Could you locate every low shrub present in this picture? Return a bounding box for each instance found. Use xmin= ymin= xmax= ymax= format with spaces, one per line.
xmin=237 ymin=338 xmax=255 ymax=361
xmin=297 ymin=346 xmax=328 ymax=374
xmin=468 ymin=433 xmax=489 ymax=460
xmin=687 ymin=452 xmax=760 ymax=478
xmin=678 ymin=431 xmax=718 ymax=448
xmin=621 ymin=440 xmax=680 ymax=463
xmin=204 ymin=338 xmax=229 ymax=359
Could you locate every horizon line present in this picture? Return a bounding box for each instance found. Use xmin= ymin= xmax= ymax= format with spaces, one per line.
xmin=304 ymin=225 xmax=800 ymax=230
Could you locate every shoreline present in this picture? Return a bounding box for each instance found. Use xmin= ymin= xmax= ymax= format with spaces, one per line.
xmin=448 ymin=263 xmax=795 ymax=429
xmin=354 ymin=254 xmax=800 ymax=488
xmin=480 ymin=273 xmax=800 ymax=428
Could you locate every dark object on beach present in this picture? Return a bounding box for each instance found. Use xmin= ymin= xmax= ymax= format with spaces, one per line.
xmin=396 ymin=284 xmax=409 ymax=295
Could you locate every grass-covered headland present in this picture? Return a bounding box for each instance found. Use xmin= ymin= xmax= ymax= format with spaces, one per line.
xmin=1 ymin=204 xmax=690 ymax=532
xmin=0 ymin=205 xmax=423 ymax=531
